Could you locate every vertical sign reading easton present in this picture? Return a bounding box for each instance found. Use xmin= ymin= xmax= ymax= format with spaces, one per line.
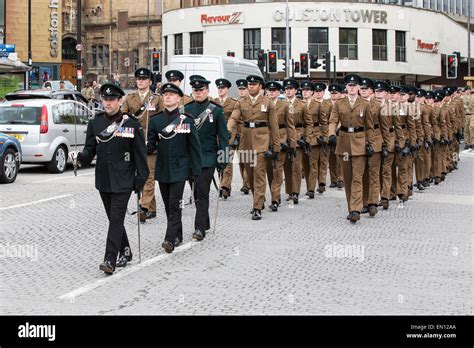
xmin=49 ymin=0 xmax=59 ymax=57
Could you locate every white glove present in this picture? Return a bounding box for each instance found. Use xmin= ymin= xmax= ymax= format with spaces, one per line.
xmin=69 ymin=150 xmax=79 ymax=162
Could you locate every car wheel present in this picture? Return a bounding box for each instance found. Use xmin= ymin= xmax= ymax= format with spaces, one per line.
xmin=0 ymin=148 xmax=19 ymax=184
xmin=47 ymin=145 xmax=67 ymax=173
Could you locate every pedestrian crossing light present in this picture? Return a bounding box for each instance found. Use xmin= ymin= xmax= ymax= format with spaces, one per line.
xmin=268 ymin=50 xmax=278 ymax=73
xmin=300 ymin=53 xmax=308 ymax=75
xmin=310 ymin=55 xmax=321 ymax=69
xmin=446 ymin=54 xmax=458 ymax=79
xmin=151 ymin=51 xmax=160 ymax=73
xmin=227 ymin=51 xmax=235 ymax=57
xmin=322 ymin=51 xmax=331 ymax=78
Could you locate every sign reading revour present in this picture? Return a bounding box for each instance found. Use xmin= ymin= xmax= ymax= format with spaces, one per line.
xmin=201 ymin=12 xmax=244 ymax=26
xmin=416 ymin=40 xmax=439 ymax=53
xmin=273 ymin=8 xmax=388 ymax=24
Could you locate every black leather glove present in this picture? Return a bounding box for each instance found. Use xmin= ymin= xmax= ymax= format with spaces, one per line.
xmin=415 ymin=142 xmax=420 ymax=151
xmin=401 ymin=145 xmax=411 ymax=157
xmin=147 ymin=142 xmax=156 ymax=155
xmin=216 ymin=166 xmax=224 ymax=174
xmin=424 ymin=140 xmax=430 ymax=151
xmin=394 ymin=142 xmax=401 ymax=153
xmin=405 ymin=140 xmax=411 ymax=148
xmin=290 ymin=147 xmax=296 ymax=157
xmin=272 ymin=151 xmax=279 ymax=160
xmin=447 ymin=139 xmax=452 ymax=145
xmin=317 ymin=136 xmax=325 ymax=146
xmin=264 ymin=149 xmax=274 ymax=159
xmin=190 ymin=175 xmax=198 ymax=183
xmin=328 ymin=135 xmax=337 ymax=145
xmin=365 ymin=144 xmax=374 ymax=157
xmin=440 ymin=137 xmax=446 ymax=145
xmin=382 ymin=145 xmax=389 ymax=159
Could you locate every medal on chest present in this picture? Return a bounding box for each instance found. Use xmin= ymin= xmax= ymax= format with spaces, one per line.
xmin=261 ymin=104 xmax=267 ymax=113
xmin=206 ymin=108 xmax=213 ymax=123
xmin=175 ymin=115 xmax=190 ymax=134
xmin=359 ymin=108 xmax=364 ymax=118
xmin=116 ymin=127 xmax=135 ymax=138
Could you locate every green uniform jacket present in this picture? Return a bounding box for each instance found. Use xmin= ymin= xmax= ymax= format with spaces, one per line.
xmin=80 ymin=111 xmax=149 ymax=193
xmin=147 ymin=108 xmax=202 ymax=183
xmin=185 ymin=100 xmax=230 ymax=169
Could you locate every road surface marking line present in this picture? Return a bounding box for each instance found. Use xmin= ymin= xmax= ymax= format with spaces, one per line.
xmin=33 ymin=172 xmax=94 ymax=184
xmin=0 ymin=194 xmax=74 ymax=211
xmin=58 ymin=241 xmax=194 ymax=301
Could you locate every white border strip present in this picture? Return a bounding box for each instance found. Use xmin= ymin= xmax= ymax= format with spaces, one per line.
xmin=0 ymin=194 xmax=73 ymax=211
xmin=58 ymin=241 xmax=194 ymax=301
xmin=33 ymin=171 xmax=94 ymax=184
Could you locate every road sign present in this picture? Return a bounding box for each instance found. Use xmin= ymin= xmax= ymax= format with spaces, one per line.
xmin=75 ymin=44 xmax=83 ymax=51
xmin=463 ymin=76 xmax=474 ymax=81
xmin=77 ymin=69 xmax=83 ymax=80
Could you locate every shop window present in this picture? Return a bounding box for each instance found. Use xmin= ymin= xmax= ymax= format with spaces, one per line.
xmin=373 ymin=29 xmax=387 ymax=61
xmin=395 ymin=31 xmax=406 ymax=62
xmin=190 ymin=32 xmax=203 ymax=54
xmin=308 ymin=28 xmax=329 ymax=58
xmin=271 ymin=28 xmax=291 ymax=59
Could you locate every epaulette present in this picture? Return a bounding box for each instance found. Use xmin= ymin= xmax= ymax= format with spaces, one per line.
xmin=209 ymin=99 xmax=223 ymax=108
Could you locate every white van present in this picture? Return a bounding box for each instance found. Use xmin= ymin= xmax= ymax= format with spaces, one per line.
xmin=165 ymin=55 xmax=263 ymax=99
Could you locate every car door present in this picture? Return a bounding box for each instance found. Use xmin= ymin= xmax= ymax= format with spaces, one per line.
xmin=73 ymin=102 xmax=91 ymax=151
xmin=57 ymin=101 xmax=77 ymax=151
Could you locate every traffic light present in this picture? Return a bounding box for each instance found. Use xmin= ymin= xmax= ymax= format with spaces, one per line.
xmin=300 ymin=53 xmax=308 ymax=75
xmin=310 ymin=55 xmax=321 ymax=69
xmin=322 ymin=51 xmax=331 ymax=78
xmin=227 ymin=51 xmax=235 ymax=57
xmin=151 ymin=51 xmax=160 ymax=73
xmin=257 ymin=49 xmax=265 ymax=74
xmin=294 ymin=62 xmax=300 ymax=73
xmin=446 ymin=53 xmax=458 ymax=79
xmin=268 ymin=50 xmax=278 ymax=73
xmin=282 ymin=60 xmax=286 ymax=73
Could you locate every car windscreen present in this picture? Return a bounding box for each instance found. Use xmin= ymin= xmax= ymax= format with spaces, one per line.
xmin=0 ymin=106 xmax=42 ymax=125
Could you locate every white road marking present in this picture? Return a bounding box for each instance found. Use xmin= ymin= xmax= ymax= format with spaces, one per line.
xmin=33 ymin=171 xmax=94 ymax=184
xmin=58 ymin=241 xmax=195 ymax=301
xmin=0 ymin=194 xmax=74 ymax=211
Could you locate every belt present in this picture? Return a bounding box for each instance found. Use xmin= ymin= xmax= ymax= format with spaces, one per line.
xmin=279 ymin=124 xmax=287 ymax=129
xmin=295 ymin=123 xmax=304 ymax=128
xmin=340 ymin=126 xmax=365 ymax=133
xmin=244 ymin=121 xmax=268 ymax=128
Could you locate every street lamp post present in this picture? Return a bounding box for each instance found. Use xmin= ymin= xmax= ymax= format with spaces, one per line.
xmin=285 ymin=0 xmax=290 ymax=78
xmin=468 ymin=0 xmax=471 ymax=76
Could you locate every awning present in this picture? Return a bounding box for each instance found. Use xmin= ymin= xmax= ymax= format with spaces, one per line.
xmin=0 ymin=57 xmax=31 ymax=73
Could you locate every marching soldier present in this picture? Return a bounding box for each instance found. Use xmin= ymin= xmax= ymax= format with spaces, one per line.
xmin=214 ymin=78 xmax=239 ymax=199
xmin=323 ymin=84 xmax=345 ymax=189
xmin=328 ymin=74 xmax=374 ymax=223
xmin=73 ymin=83 xmax=149 ymax=274
xmin=264 ymin=81 xmax=296 ymax=211
xmin=432 ymin=90 xmax=449 ymax=183
xmin=228 ymin=75 xmax=280 ymax=220
xmin=235 ymin=79 xmax=251 ymax=194
xmin=405 ymin=86 xmax=423 ymax=196
xmin=147 ymin=83 xmax=202 ymax=253
xmin=122 ymin=68 xmax=162 ymax=222
xmin=414 ymin=89 xmax=433 ymax=189
xmin=425 ymin=90 xmax=441 ymax=184
xmin=397 ymin=86 xmax=417 ymax=201
xmin=360 ymin=78 xmax=382 ymax=217
xmin=443 ymin=88 xmax=456 ymax=173
xmin=462 ymin=87 xmax=474 ymax=150
xmin=185 ymin=77 xmax=229 ymax=241
xmin=377 ymin=82 xmax=403 ymax=210
xmin=301 ymin=81 xmax=328 ymax=198
xmin=282 ymin=79 xmax=313 ymax=204
xmin=165 ymin=70 xmax=194 ymax=106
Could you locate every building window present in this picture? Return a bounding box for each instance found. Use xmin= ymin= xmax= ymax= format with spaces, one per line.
xmin=244 ymin=29 xmax=261 ymax=60
xmin=112 ymin=51 xmax=118 ymax=72
xmin=133 ymin=49 xmax=139 ymax=71
xmin=271 ymin=28 xmax=291 ymax=59
xmin=456 ymin=0 xmax=462 ymax=14
xmin=339 ymin=28 xmax=357 ymax=60
xmin=430 ymin=0 xmax=436 ymax=9
xmin=395 ymin=31 xmax=406 ymax=62
xmin=437 ymin=0 xmax=442 ymax=11
xmin=190 ymin=32 xmax=203 ymax=54
xmin=308 ymin=27 xmax=329 ymax=58
xmin=91 ymin=45 xmax=109 ymax=68
xmin=174 ymin=34 xmax=183 ymax=55
xmin=372 ymin=29 xmax=387 ymax=61
xmin=62 ymin=37 xmax=77 ymax=60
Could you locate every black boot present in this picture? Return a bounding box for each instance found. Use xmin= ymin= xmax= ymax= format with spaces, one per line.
xmin=116 ymin=246 xmax=132 ymax=267
xmin=269 ymin=201 xmax=279 ymax=212
xmin=251 ymin=209 xmax=262 ymax=220
xmin=99 ymin=260 xmax=115 ymax=275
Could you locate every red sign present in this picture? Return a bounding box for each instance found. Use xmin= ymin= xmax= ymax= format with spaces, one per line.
xmin=416 ymin=40 xmax=439 ymax=53
xmin=201 ymin=12 xmax=243 ymax=26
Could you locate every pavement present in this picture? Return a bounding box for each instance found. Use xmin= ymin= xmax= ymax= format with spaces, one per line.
xmin=0 ymin=150 xmax=473 ymax=315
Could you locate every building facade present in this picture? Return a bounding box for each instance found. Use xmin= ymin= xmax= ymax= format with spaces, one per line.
xmin=82 ymin=0 xmax=162 ymax=87
xmin=162 ymin=0 xmax=474 ymax=87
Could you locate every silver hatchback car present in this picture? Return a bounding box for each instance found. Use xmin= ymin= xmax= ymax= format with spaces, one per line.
xmin=0 ymin=99 xmax=93 ymax=173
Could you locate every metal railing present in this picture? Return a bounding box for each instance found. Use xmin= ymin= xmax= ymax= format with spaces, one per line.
xmin=190 ymin=47 xmax=204 ymax=54
xmin=395 ymin=46 xmax=406 ymax=62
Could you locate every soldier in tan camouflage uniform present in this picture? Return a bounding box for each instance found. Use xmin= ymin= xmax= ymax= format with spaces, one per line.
xmin=462 ymin=87 xmax=474 ymax=150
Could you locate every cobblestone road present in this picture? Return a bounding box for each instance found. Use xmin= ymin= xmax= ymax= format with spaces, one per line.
xmin=1 ymin=150 xmax=473 ymax=315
